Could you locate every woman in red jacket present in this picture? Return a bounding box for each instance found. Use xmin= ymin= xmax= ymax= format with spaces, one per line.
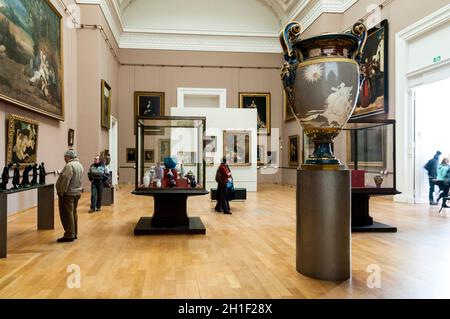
xmin=215 ymin=157 xmax=232 ymax=214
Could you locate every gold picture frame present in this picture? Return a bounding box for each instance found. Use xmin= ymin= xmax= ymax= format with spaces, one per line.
xmin=144 ymin=149 xmax=155 ymax=163
xmin=6 ymin=114 xmax=39 ymax=167
xmin=101 ymin=80 xmax=111 ymax=129
xmin=223 ymin=130 xmax=251 ymax=166
xmin=0 ymin=0 xmax=64 ymax=120
xmin=346 ymin=127 xmax=386 ymax=168
xmin=288 ymin=135 xmax=299 ymax=167
xmin=134 ymin=91 xmax=165 ymax=134
xmin=159 ymin=139 xmax=171 ymax=163
xmin=239 ymin=92 xmax=271 ymax=135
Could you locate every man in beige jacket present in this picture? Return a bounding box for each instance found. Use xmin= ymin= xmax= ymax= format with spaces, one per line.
xmin=55 ymin=149 xmax=84 ymax=243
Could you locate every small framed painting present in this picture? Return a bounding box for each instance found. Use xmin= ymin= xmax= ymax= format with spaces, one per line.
xmin=101 ymin=80 xmax=112 ymax=129
xmin=144 ymin=149 xmax=155 ymax=163
xmin=288 ymin=135 xmax=299 ymax=167
xmin=7 ymin=114 xmax=39 ymax=167
xmin=126 ymin=148 xmax=136 ymax=163
xmin=239 ymin=93 xmax=271 ymax=135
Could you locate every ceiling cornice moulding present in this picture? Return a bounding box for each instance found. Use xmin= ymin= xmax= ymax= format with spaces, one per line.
xmin=75 ymin=0 xmax=358 ymax=53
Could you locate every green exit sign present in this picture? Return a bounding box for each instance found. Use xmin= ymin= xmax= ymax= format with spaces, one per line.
xmin=433 ymin=56 xmax=442 ymax=63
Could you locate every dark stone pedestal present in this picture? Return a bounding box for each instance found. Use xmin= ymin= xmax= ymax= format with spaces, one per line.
xmin=134 ymin=217 xmax=206 ymax=235
xmin=132 ymin=189 xmax=208 ymax=236
xmin=101 ymin=186 xmax=114 ymax=206
xmin=352 ymin=190 xmax=399 ymax=233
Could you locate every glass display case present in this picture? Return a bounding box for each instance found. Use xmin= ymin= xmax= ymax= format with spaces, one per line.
xmin=134 ymin=116 xmax=206 ymax=192
xmin=132 ymin=116 xmax=208 ymax=235
xmin=343 ymin=119 xmax=397 ymax=191
xmin=302 ymin=119 xmax=400 ymax=232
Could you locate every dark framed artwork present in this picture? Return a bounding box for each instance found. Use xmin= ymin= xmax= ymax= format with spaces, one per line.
xmin=203 ymin=136 xmax=217 ymax=153
xmin=126 ymin=148 xmax=136 ymax=163
xmin=351 ymin=19 xmax=388 ymax=119
xmin=144 ymin=149 xmax=154 ymax=163
xmin=223 ymin=130 xmax=251 ymax=166
xmin=288 ymin=135 xmax=299 ymax=167
xmin=283 ymin=89 xmax=295 ymax=122
xmin=347 ymin=126 xmax=386 ymax=168
xmin=68 ymin=128 xmax=74 ymax=147
xmin=6 ymin=114 xmax=39 ymax=167
xmin=239 ymin=93 xmax=271 ymax=134
xmin=134 ymin=91 xmax=165 ymax=133
xmin=159 ymin=139 xmax=171 ymax=163
xmin=101 ymin=80 xmax=111 ymax=129
xmin=0 ymin=0 xmax=64 ymax=120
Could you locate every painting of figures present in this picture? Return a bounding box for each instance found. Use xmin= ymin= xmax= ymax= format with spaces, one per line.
xmin=0 ymin=0 xmax=64 ymax=120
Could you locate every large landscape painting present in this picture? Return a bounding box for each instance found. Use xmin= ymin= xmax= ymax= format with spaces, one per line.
xmin=0 ymin=0 xmax=64 ymax=120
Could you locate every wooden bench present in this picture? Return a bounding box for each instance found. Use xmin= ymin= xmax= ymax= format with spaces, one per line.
xmin=210 ymin=188 xmax=247 ymax=201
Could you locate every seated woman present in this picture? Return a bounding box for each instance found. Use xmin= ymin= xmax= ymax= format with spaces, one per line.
xmin=436 ymin=157 xmax=449 ymax=207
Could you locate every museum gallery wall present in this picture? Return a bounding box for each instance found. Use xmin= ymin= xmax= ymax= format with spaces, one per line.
xmin=281 ymin=0 xmax=449 ymax=186
xmin=0 ymin=2 xmax=118 ymax=214
xmin=118 ymin=50 xmax=283 ymax=184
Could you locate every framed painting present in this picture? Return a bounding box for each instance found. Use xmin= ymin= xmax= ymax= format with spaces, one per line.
xmin=203 ymin=135 xmax=217 ymax=153
xmin=0 ymin=0 xmax=64 ymax=120
xmin=101 ymin=80 xmax=111 ymax=129
xmin=239 ymin=93 xmax=271 ymax=135
xmin=6 ymin=114 xmax=39 ymax=167
xmin=283 ymin=89 xmax=295 ymax=122
xmin=159 ymin=139 xmax=171 ymax=163
xmin=347 ymin=126 xmax=386 ymax=168
xmin=351 ymin=19 xmax=388 ymax=119
xmin=68 ymin=128 xmax=74 ymax=147
xmin=144 ymin=149 xmax=154 ymax=163
xmin=134 ymin=91 xmax=164 ymax=133
xmin=223 ymin=130 xmax=251 ymax=166
xmin=126 ymin=148 xmax=135 ymax=163
xmin=288 ymin=135 xmax=299 ymax=167
xmin=178 ymin=151 xmax=196 ymax=165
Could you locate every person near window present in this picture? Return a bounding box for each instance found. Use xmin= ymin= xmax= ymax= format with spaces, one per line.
xmin=424 ymin=151 xmax=442 ymax=205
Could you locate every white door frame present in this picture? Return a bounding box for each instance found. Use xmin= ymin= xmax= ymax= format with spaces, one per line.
xmin=395 ymin=5 xmax=450 ymax=203
xmin=109 ymin=116 xmax=118 ymax=187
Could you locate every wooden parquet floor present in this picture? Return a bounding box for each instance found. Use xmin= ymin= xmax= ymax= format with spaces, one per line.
xmin=1 ymin=184 xmax=449 ymax=298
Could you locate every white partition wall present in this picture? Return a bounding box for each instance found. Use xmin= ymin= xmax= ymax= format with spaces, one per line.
xmin=171 ymin=88 xmax=258 ymax=191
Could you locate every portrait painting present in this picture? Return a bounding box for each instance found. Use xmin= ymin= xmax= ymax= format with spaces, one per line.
xmin=144 ymin=149 xmax=154 ymax=163
xmin=159 ymin=139 xmax=171 ymax=162
xmin=239 ymin=93 xmax=271 ymax=135
xmin=0 ymin=0 xmax=64 ymax=120
xmin=6 ymin=114 xmax=39 ymax=166
xmin=351 ymin=20 xmax=388 ymax=119
xmin=101 ymin=80 xmax=111 ymax=129
xmin=134 ymin=92 xmax=164 ymax=133
xmin=68 ymin=128 xmax=74 ymax=147
xmin=223 ymin=130 xmax=251 ymax=166
xmin=288 ymin=135 xmax=299 ymax=167
xmin=126 ymin=148 xmax=135 ymax=163
xmin=203 ymin=136 xmax=217 ymax=153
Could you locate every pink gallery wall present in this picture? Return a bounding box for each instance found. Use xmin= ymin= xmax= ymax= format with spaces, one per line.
xmin=281 ymin=0 xmax=450 ymax=186
xmin=117 ymin=49 xmax=284 ymax=185
xmin=0 ymin=2 xmax=118 ymax=215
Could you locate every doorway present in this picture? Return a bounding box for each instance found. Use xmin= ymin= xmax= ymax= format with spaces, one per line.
xmin=109 ymin=116 xmax=118 ymax=187
xmin=414 ymin=77 xmax=450 ymax=203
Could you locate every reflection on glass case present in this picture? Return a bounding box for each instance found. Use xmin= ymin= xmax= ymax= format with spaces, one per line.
xmin=135 ymin=116 xmax=206 ymax=191
xmin=344 ymin=119 xmax=396 ymax=189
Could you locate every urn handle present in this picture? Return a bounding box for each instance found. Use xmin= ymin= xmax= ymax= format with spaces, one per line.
xmin=350 ymin=21 xmax=368 ymax=64
xmin=279 ymin=21 xmax=302 ymax=59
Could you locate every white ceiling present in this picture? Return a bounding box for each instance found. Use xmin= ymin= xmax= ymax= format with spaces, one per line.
xmin=76 ymin=0 xmax=358 ymax=53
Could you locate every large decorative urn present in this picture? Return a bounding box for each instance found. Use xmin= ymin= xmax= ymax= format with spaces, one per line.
xmin=280 ymin=21 xmax=367 ymax=168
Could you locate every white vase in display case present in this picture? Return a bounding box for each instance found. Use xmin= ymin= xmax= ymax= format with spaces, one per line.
xmin=143 ymin=174 xmax=151 ymax=188
xmin=156 ymin=179 xmax=162 ymax=188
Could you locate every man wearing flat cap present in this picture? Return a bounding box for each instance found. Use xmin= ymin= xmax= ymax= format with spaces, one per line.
xmin=55 ymin=149 xmax=84 ymax=242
